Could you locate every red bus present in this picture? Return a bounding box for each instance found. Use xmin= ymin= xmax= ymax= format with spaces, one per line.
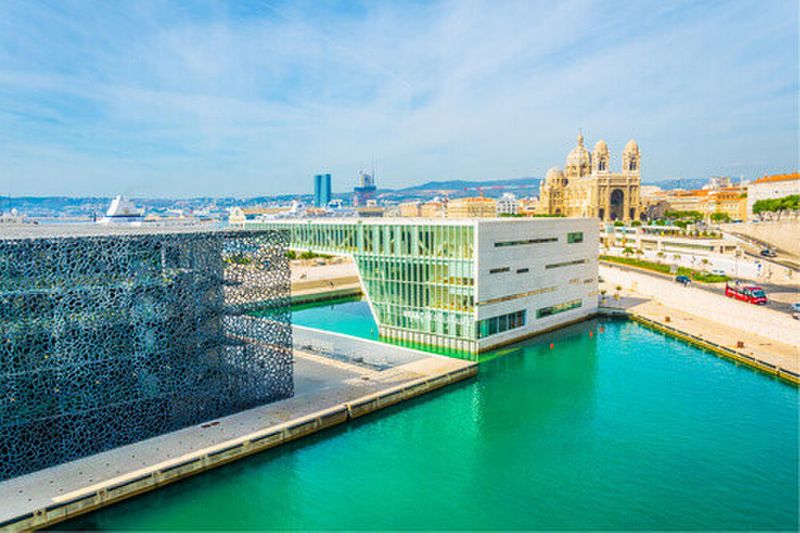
xmin=725 ymin=283 xmax=768 ymax=305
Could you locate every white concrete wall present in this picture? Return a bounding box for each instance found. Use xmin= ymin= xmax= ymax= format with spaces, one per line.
xmin=746 ymin=179 xmax=800 ymax=218
xmin=293 ymin=325 xmax=429 ymax=368
xmin=721 ymin=221 xmax=800 ymax=257
xmin=600 ymin=265 xmax=800 ymax=346
xmin=476 ymin=218 xmax=599 ymax=349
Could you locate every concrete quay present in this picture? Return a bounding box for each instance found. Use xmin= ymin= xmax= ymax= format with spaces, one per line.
xmin=0 ymin=333 xmax=476 ymax=531
xmin=600 ymin=264 xmax=800 ymax=347
xmin=600 ymin=266 xmax=799 ymax=385
xmin=290 ymin=260 xmax=362 ymax=304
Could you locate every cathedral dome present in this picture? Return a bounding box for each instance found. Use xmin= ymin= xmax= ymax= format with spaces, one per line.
xmin=545 ymin=167 xmax=564 ymax=180
xmin=594 ymin=139 xmax=609 ymax=154
xmin=624 ymin=139 xmax=639 ymax=153
xmin=566 ymin=133 xmax=591 ymax=170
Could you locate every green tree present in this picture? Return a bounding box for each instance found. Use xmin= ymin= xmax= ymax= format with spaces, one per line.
xmin=753 ymin=195 xmax=800 ymax=219
xmin=622 ymin=246 xmax=635 ymax=257
xmin=710 ymin=212 xmax=731 ymax=223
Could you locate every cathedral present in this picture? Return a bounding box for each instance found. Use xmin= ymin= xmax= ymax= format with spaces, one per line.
xmin=538 ymin=133 xmax=642 ymax=222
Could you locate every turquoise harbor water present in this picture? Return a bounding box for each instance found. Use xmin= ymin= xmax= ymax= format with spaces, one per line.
xmin=65 ymin=299 xmax=798 ymax=530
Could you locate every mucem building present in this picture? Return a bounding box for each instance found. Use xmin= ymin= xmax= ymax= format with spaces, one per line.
xmin=0 ymin=226 xmax=292 ymax=480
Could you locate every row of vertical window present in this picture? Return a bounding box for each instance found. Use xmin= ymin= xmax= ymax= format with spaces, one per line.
xmin=258 ymin=223 xmax=475 ymax=259
xmin=536 ymin=299 xmax=582 ymax=319
xmin=373 ymin=302 xmax=475 ymax=339
xmin=477 ymin=310 xmax=526 ymax=338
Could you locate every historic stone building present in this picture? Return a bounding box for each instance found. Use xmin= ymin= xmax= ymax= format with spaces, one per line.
xmin=539 ymin=134 xmax=642 ymax=222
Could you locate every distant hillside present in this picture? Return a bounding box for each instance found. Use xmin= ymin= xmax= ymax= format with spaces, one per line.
xmin=643 ymin=178 xmax=708 ymax=190
xmin=392 ymin=176 xmax=541 ymax=193
xmin=1 ymin=176 xmax=714 ymax=217
xmin=387 ymin=175 xmax=710 ymax=196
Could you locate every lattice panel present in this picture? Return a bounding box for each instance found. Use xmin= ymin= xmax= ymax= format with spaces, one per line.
xmin=0 ymin=229 xmax=292 ymax=481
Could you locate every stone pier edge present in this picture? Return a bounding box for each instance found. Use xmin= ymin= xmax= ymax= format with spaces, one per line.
xmin=2 ymin=364 xmax=477 ymax=532
xmin=598 ymin=307 xmax=799 ymax=386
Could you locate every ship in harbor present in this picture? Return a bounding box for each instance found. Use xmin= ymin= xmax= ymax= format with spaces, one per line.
xmin=97 ymin=195 xmax=145 ymax=225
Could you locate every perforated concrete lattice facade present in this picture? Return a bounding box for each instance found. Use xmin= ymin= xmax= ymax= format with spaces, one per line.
xmin=0 ymin=227 xmax=292 ymax=481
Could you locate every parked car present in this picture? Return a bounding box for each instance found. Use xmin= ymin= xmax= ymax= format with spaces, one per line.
xmin=760 ymin=249 xmax=777 ymax=258
xmin=790 ymin=302 xmax=800 ymax=312
xmin=710 ymin=268 xmax=726 ymax=276
xmin=675 ymin=275 xmax=691 ymax=285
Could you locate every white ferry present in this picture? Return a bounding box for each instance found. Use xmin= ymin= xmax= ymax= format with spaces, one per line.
xmin=98 ymin=195 xmax=145 ymax=225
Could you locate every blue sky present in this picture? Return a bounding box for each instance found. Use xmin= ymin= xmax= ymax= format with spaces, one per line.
xmin=0 ymin=0 xmax=797 ymax=197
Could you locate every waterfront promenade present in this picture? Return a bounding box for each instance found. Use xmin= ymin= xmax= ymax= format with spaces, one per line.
xmin=0 ymin=329 xmax=475 ymax=530
xmin=600 ymin=265 xmax=799 ymax=382
xmin=290 ymin=260 xmax=361 ymax=303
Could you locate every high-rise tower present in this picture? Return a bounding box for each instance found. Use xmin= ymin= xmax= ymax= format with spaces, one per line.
xmin=313 ymin=173 xmax=332 ymax=208
xmin=353 ymin=170 xmax=377 ymax=206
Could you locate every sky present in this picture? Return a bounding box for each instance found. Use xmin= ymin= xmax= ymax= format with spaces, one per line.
xmin=0 ymin=0 xmax=797 ymax=197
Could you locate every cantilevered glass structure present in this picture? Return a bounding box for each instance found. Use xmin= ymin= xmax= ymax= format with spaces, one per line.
xmin=244 ymin=218 xmax=599 ymax=357
xmin=250 ymin=220 xmax=476 ymax=353
xmin=0 ymin=226 xmax=292 ymax=481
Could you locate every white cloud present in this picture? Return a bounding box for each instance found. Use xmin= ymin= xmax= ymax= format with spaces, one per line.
xmin=0 ymin=0 xmax=796 ymax=196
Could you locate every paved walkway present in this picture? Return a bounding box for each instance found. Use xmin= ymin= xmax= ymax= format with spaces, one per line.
xmin=291 ymin=261 xmax=361 ymax=298
xmin=604 ymin=296 xmax=798 ymax=377
xmin=0 ymin=348 xmax=475 ymax=529
xmin=600 ymin=261 xmax=799 ymax=385
xmin=601 ymin=265 xmax=800 ymax=347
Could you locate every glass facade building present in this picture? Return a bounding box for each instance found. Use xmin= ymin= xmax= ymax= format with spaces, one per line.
xmin=244 ymin=218 xmax=599 ymax=357
xmin=250 ymin=220 xmax=476 ymax=353
xmin=313 ymin=173 xmax=332 ymax=208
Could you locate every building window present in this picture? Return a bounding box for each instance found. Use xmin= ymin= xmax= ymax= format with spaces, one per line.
xmin=494 ymin=237 xmax=557 ymax=248
xmin=476 ymin=286 xmax=556 ymax=306
xmin=545 ymin=259 xmax=587 ymax=269
xmin=516 ymin=268 xmax=529 ymax=274
xmin=478 ymin=310 xmax=526 ymax=338
xmin=567 ymin=232 xmax=583 ymax=243
xmin=536 ymin=299 xmax=582 ymax=319
xmin=489 ymin=267 xmax=510 ymax=274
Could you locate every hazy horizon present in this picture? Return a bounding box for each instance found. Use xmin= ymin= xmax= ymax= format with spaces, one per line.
xmin=1 ymin=0 xmax=797 ymax=197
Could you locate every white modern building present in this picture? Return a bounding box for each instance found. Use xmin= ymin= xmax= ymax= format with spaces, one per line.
xmin=495 ymin=193 xmax=520 ymax=216
xmin=747 ymin=173 xmax=800 ymax=219
xmin=240 ymin=217 xmax=598 ymax=357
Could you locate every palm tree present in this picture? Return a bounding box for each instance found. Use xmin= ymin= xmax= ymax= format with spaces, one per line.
xmin=622 ymin=246 xmax=635 ymax=258
xmin=656 ymin=251 xmax=665 ymax=263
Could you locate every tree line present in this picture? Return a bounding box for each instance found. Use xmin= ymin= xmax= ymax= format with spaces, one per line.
xmin=752 ymin=194 xmax=799 ymax=219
